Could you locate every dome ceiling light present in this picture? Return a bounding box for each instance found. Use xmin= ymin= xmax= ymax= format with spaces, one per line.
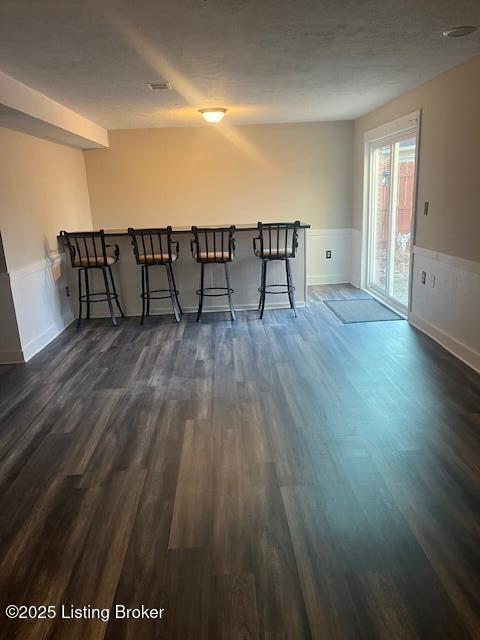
xmin=199 ymin=108 xmax=227 ymax=123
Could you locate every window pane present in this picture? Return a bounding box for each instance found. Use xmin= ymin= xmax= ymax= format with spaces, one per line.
xmin=392 ymin=137 xmax=416 ymax=306
xmin=372 ymin=144 xmax=391 ymax=293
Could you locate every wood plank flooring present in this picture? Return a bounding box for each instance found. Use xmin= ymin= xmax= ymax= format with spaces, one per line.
xmin=0 ymin=284 xmax=479 ymax=639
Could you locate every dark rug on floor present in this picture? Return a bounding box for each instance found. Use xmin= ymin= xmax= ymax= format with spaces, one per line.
xmin=324 ymin=298 xmax=404 ymax=323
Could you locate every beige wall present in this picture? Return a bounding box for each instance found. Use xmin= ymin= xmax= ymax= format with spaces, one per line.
xmin=0 ymin=127 xmax=93 ymax=272
xmin=84 ymin=121 xmax=353 ymax=231
xmin=353 ymin=54 xmax=480 ymax=263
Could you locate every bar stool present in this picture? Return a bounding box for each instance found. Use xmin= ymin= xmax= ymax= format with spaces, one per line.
xmin=253 ymin=221 xmax=300 ymax=319
xmin=128 ymin=226 xmax=183 ymax=324
xmin=60 ymin=229 xmax=125 ymax=327
xmin=191 ymin=226 xmax=236 ymax=322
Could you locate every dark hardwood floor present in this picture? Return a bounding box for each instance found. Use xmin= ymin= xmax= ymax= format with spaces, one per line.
xmin=1 ymin=284 xmax=479 ymax=639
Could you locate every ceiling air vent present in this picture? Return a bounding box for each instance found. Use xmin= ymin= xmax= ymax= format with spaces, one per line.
xmin=147 ymin=81 xmax=171 ymax=91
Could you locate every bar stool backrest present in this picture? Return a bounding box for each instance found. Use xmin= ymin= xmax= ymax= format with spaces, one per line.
xmin=256 ymin=221 xmax=300 ymax=259
xmin=60 ymin=230 xmax=109 ymax=268
xmin=191 ymin=226 xmax=236 ymax=263
xmin=128 ymin=227 xmax=177 ymax=264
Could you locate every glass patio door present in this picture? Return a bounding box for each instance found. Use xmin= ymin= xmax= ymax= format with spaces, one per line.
xmin=366 ymin=133 xmax=417 ymax=312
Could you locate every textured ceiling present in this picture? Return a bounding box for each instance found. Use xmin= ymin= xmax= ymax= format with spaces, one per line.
xmin=0 ymin=0 xmax=479 ymax=129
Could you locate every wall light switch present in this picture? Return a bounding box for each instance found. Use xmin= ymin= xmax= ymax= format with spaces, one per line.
xmin=424 ymin=201 xmax=429 ymax=216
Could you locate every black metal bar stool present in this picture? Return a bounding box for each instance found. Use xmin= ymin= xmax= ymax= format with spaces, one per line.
xmin=253 ymin=221 xmax=300 ymax=319
xmin=60 ymin=229 xmax=125 ymax=327
xmin=191 ymin=226 xmax=236 ymax=322
xmin=128 ymin=226 xmax=183 ymax=324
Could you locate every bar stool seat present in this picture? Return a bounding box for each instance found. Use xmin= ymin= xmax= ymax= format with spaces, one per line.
xmin=60 ymin=229 xmax=125 ymax=328
xmin=254 ymin=248 xmax=295 ymax=258
xmin=193 ymin=250 xmax=231 ymax=261
xmin=128 ymin=226 xmax=182 ymax=324
xmin=137 ymin=252 xmax=178 ymax=264
xmin=73 ymin=255 xmax=117 ymax=267
xmin=191 ymin=226 xmax=236 ymax=321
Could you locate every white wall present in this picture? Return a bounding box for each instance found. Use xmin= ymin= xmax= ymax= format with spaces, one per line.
xmin=0 ymin=127 xmax=93 ymax=362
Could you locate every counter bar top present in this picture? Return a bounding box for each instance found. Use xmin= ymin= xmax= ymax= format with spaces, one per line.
xmin=81 ymin=222 xmax=309 ymax=237
xmin=104 ymin=222 xmax=310 ymax=236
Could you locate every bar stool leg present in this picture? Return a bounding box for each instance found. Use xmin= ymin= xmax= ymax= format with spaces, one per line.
xmin=102 ymin=267 xmax=117 ymax=326
xmin=286 ymin=258 xmax=297 ymax=317
xmin=108 ymin=265 xmax=125 ymax=317
xmin=85 ymin=268 xmax=91 ymax=320
xmin=165 ymin=263 xmax=180 ymax=323
xmin=224 ymin=262 xmax=236 ymax=321
xmin=168 ymin=263 xmax=183 ymax=315
xmin=257 ymin=262 xmax=264 ymax=311
xmin=145 ymin=265 xmax=151 ymax=317
xmin=140 ymin=265 xmax=146 ymax=325
xmin=196 ymin=262 xmax=205 ymax=322
xmin=259 ymin=260 xmax=268 ymax=320
xmin=77 ymin=268 xmax=84 ymax=328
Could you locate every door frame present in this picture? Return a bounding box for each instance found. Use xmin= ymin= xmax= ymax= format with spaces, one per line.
xmin=361 ymin=110 xmax=421 ymax=317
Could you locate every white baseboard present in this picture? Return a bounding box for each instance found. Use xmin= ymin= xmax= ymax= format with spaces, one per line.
xmin=409 ymin=312 xmax=480 ymax=374
xmin=21 ymin=315 xmax=74 ymax=362
xmin=307 ymin=275 xmax=351 ymax=285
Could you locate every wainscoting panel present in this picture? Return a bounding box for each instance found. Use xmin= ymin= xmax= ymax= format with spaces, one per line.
xmin=306 ymin=228 xmax=353 ymax=285
xmin=410 ymin=246 xmax=480 ymax=372
xmin=9 ymin=254 xmax=74 ymax=362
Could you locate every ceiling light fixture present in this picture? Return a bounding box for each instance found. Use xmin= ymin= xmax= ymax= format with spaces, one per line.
xmin=199 ymin=108 xmax=227 ymax=123
xmin=442 ymin=25 xmax=478 ymax=38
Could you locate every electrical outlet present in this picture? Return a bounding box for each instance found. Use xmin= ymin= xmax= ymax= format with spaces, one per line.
xmin=326 ymin=250 xmax=332 ymax=259
xmin=424 ymin=201 xmax=429 ymax=216
xmin=421 ymin=271 xmax=426 ymax=284
xmin=66 ymin=286 xmax=70 ymax=297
